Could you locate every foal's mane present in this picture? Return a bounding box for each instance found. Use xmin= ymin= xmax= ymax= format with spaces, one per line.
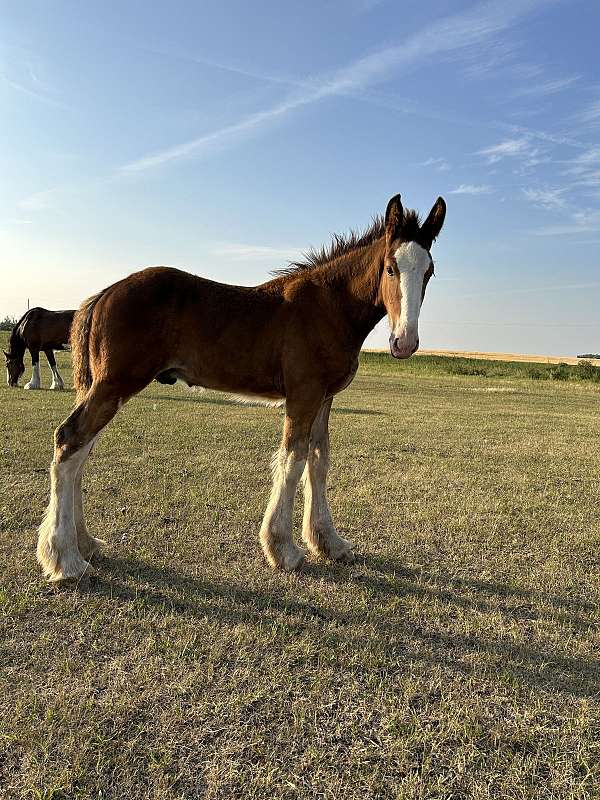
xmin=273 ymin=209 xmax=422 ymax=277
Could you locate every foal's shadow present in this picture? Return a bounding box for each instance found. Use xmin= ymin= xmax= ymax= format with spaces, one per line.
xmin=81 ymin=554 xmax=347 ymax=627
xmin=311 ymin=551 xmax=597 ymax=630
xmin=80 ymin=549 xmax=599 ymax=698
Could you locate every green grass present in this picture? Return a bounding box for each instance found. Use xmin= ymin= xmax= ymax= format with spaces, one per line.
xmin=363 ymin=351 xmax=600 ymax=383
xmin=1 ymin=336 xmax=599 ymax=799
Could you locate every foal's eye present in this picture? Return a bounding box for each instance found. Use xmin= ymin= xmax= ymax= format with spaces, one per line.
xmin=386 ymin=265 xmax=395 ymax=276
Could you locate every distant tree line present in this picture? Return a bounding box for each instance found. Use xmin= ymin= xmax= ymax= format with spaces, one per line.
xmin=0 ymin=316 xmax=18 ymax=331
xmin=577 ymin=353 xmax=600 ymax=359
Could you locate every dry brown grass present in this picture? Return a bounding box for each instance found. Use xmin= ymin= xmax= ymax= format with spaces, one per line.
xmin=1 ymin=339 xmax=599 ymax=799
xmin=364 ymin=348 xmax=600 ymax=366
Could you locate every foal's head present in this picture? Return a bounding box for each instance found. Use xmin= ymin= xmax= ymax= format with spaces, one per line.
xmin=380 ymin=194 xmax=446 ymax=358
xmin=4 ymin=350 xmax=24 ymax=387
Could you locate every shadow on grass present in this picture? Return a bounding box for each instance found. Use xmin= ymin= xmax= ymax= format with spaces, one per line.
xmin=332 ymin=407 xmax=384 ymax=416
xmin=15 ymin=386 xmax=75 ymax=394
xmin=81 ymin=555 xmax=346 ymax=628
xmin=148 ymin=392 xmax=383 ymax=416
xmin=79 ymin=549 xmax=600 ymax=699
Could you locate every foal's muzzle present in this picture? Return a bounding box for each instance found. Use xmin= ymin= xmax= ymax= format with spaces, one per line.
xmin=389 ymin=334 xmax=419 ymax=359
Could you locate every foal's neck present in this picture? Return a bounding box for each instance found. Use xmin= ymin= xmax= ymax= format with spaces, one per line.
xmin=325 ymin=238 xmax=386 ymax=346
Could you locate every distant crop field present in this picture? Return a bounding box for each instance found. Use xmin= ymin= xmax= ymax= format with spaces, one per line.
xmin=1 ymin=334 xmax=599 ymax=799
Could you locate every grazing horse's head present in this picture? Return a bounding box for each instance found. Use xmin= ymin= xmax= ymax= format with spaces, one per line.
xmin=380 ymin=194 xmax=446 ymax=359
xmin=4 ymin=350 xmax=24 ymax=387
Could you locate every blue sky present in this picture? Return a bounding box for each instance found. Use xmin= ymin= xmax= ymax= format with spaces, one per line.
xmin=2 ymin=0 xmax=599 ymax=355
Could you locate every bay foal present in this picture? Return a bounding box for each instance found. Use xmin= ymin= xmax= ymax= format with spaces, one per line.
xmin=37 ymin=194 xmax=446 ymax=581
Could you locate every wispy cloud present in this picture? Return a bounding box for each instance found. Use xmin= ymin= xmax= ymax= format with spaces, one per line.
xmin=179 ymin=53 xmax=302 ymax=90
xmin=120 ymin=0 xmax=555 ymax=175
xmin=532 ymin=209 xmax=600 ymax=236
xmin=576 ymin=98 xmax=600 ymax=126
xmin=478 ymin=137 xmax=531 ymax=163
xmin=211 ymin=243 xmax=303 ymax=261
xmin=461 ymin=39 xmax=518 ymax=80
xmin=417 ymin=156 xmax=451 ymax=171
xmin=18 ymin=189 xmax=61 ymax=211
xmin=561 ymin=147 xmax=600 ymax=188
xmin=449 ymin=184 xmax=494 ymax=195
xmin=512 ymin=75 xmax=580 ymax=98
xmin=0 ymin=49 xmax=67 ymax=110
xmin=0 ymin=71 xmax=67 ymax=108
xmin=522 ymin=187 xmax=568 ymax=209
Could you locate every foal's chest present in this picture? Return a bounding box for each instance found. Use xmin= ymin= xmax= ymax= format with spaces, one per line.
xmin=328 ymin=356 xmax=359 ymax=396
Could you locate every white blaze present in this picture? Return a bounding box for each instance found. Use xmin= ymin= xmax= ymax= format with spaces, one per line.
xmin=393 ymin=241 xmax=430 ymax=340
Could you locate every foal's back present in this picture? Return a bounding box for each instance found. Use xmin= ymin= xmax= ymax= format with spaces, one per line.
xmin=80 ymin=266 xmax=293 ymax=399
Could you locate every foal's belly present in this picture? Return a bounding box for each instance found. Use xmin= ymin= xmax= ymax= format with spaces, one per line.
xmin=159 ymin=364 xmax=284 ymax=401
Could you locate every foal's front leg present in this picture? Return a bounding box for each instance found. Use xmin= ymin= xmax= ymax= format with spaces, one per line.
xmin=301 ymin=399 xmax=354 ymax=562
xmin=259 ymin=407 xmax=316 ymax=570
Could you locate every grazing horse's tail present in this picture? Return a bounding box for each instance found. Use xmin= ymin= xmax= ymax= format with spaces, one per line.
xmin=71 ymin=289 xmax=108 ymax=402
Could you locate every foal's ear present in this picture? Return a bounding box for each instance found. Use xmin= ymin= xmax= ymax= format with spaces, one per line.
xmin=421 ymin=196 xmax=446 ymax=244
xmin=385 ymin=194 xmax=403 ymax=241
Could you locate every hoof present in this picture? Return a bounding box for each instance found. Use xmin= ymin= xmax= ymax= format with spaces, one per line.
xmin=50 ymin=384 xmax=65 ymax=391
xmin=78 ymin=535 xmax=106 ymax=560
xmin=329 ymin=537 xmax=355 ymax=563
xmin=334 ymin=547 xmax=355 ymax=564
xmin=281 ymin=545 xmax=306 ymax=571
xmin=263 ymin=541 xmax=306 ymax=571
xmin=45 ymin=556 xmax=94 ymax=583
xmin=24 ymin=383 xmax=41 ymax=390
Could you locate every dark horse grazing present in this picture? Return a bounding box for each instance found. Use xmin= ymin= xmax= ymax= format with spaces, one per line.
xmin=4 ymin=307 xmax=74 ymax=390
xmin=37 ymin=194 xmax=446 ymax=582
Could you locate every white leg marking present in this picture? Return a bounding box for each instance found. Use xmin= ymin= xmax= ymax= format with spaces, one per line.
xmin=24 ymin=363 xmax=41 ymax=390
xmin=37 ymin=440 xmax=95 ymax=581
xmin=259 ymin=447 xmax=306 ymax=570
xmin=302 ymin=445 xmax=354 ymax=561
xmin=74 ymin=436 xmax=105 ymax=559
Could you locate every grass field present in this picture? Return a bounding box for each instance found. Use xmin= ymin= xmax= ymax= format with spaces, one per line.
xmin=1 ymin=336 xmax=599 ymax=799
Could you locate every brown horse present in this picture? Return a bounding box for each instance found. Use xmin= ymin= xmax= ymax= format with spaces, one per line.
xmin=37 ymin=194 xmax=446 ymax=582
xmin=4 ymin=307 xmax=74 ymax=390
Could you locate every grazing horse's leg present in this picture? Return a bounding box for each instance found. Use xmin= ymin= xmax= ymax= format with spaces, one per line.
xmin=24 ymin=348 xmax=41 ymax=390
xmin=45 ymin=349 xmax=65 ymax=390
xmin=37 ymin=382 xmax=122 ymax=581
xmin=301 ymin=399 xmax=354 ymax=562
xmin=259 ymin=399 xmax=321 ymax=570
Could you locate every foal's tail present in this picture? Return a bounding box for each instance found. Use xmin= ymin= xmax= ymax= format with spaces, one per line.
xmin=71 ymin=289 xmax=108 ymax=402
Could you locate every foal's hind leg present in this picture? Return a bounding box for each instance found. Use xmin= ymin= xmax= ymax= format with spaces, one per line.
xmin=301 ymin=399 xmax=354 ymax=562
xmin=37 ymin=383 xmax=121 ymax=581
xmin=45 ymin=349 xmax=65 ymax=390
xmin=74 ymin=439 xmax=105 ymax=559
xmin=259 ymin=399 xmax=320 ymax=570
